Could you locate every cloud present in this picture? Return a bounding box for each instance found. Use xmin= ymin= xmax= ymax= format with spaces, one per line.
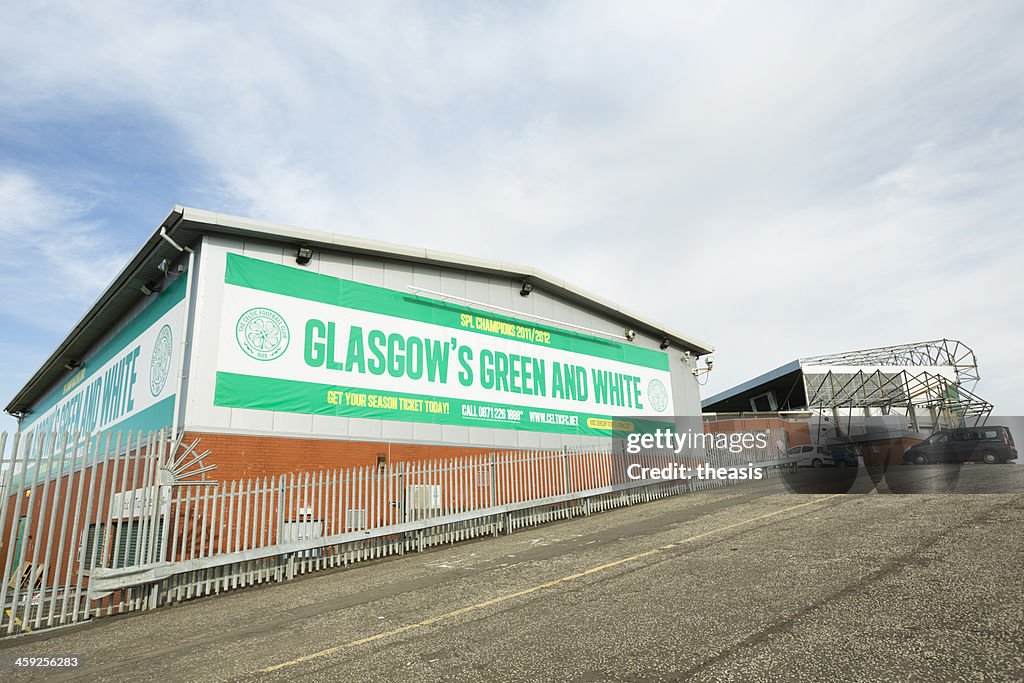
xmin=0 ymin=171 xmax=129 ymax=325
xmin=0 ymin=171 xmax=132 ymax=428
xmin=0 ymin=1 xmax=1021 ymax=411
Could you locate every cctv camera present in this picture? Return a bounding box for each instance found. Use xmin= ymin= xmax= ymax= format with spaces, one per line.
xmin=624 ymin=329 xmax=636 ymax=342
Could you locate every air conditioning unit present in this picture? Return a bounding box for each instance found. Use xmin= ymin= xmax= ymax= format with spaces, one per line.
xmin=405 ymin=485 xmax=443 ymax=522
xmin=345 ymin=509 xmax=366 ymax=531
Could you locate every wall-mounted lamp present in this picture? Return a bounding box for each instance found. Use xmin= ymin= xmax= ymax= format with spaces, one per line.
xmin=296 ymin=245 xmax=313 ymax=266
xmin=660 ymin=339 xmax=671 ymax=350
xmin=520 ymin=281 xmax=533 ymax=297
xmin=624 ymin=329 xmax=636 ymax=342
xmin=64 ymin=359 xmax=82 ymax=371
xmin=140 ymin=281 xmax=161 ymax=296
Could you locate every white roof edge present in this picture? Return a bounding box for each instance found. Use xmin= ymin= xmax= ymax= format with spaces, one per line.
xmin=6 ymin=207 xmax=187 ymax=413
xmin=180 ymin=207 xmax=714 ymax=355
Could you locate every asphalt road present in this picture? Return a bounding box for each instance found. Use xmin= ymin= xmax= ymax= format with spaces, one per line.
xmin=1 ymin=465 xmax=1022 ymax=682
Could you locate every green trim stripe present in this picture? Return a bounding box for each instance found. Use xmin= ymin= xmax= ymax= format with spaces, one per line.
xmin=215 ymin=372 xmax=667 ymax=437
xmin=224 ymin=253 xmax=668 ymax=372
xmin=110 ymin=393 xmax=176 ymax=435
xmin=21 ymin=275 xmax=188 ymax=428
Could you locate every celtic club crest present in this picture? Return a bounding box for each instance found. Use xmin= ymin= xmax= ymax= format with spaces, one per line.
xmin=647 ymin=379 xmax=669 ymax=413
xmin=236 ymin=307 xmax=290 ymax=361
xmin=150 ymin=324 xmax=173 ymax=396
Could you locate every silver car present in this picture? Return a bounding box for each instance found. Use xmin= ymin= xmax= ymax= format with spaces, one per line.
xmin=786 ymin=444 xmax=833 ymax=468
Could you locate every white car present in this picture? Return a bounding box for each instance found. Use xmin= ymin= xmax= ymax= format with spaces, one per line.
xmin=786 ymin=444 xmax=833 ymax=468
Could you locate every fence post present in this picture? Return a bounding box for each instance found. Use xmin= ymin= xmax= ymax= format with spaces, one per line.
xmin=488 ymin=454 xmax=497 ymax=508
xmin=562 ymin=447 xmax=570 ymax=495
xmin=38 ymin=432 xmax=73 ymax=629
xmin=276 ymin=475 xmax=286 ymax=581
xmin=397 ymin=462 xmax=406 ymax=524
xmin=0 ymin=431 xmax=23 ymax=633
xmin=150 ymin=430 xmax=172 ymax=610
xmin=488 ymin=454 xmax=498 ymax=536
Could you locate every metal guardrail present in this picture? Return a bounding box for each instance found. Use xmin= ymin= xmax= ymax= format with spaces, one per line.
xmin=87 ymin=474 xmax=670 ymax=594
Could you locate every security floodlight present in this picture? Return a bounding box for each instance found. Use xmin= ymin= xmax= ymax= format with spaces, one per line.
xmin=660 ymin=339 xmax=671 ymax=350
xmin=520 ymin=281 xmax=533 ymax=297
xmin=624 ymin=329 xmax=636 ymax=342
xmin=693 ymin=355 xmax=715 ymax=378
xmin=296 ymin=245 xmax=313 ymax=265
xmin=64 ymin=359 xmax=82 ymax=371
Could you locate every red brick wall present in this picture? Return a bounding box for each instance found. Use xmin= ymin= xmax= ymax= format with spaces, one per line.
xmin=703 ymin=417 xmax=811 ymax=446
xmin=182 ymin=432 xmax=510 ymax=482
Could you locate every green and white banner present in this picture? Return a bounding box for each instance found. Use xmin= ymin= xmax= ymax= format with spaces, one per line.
xmin=214 ymin=254 xmax=675 ymax=436
xmin=21 ymin=274 xmax=187 ymax=438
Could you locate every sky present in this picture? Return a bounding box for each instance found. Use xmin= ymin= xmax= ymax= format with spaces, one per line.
xmin=1 ymin=0 xmax=1022 ymax=432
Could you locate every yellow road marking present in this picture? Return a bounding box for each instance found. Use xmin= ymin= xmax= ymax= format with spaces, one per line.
xmin=260 ymin=494 xmax=840 ymax=673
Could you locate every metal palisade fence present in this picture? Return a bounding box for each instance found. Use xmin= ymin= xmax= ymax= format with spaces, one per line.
xmin=0 ymin=427 xmax=786 ymax=637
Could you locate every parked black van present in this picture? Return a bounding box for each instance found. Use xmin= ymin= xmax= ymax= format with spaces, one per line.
xmin=903 ymin=426 xmax=1017 ymax=465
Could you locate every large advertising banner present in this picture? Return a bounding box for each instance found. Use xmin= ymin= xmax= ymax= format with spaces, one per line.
xmin=214 ymin=254 xmax=675 ymax=436
xmin=20 ymin=274 xmax=187 ymax=438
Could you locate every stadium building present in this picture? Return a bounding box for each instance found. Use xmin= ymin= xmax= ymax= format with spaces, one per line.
xmin=701 ymin=340 xmax=994 ymax=465
xmin=5 ymin=207 xmax=713 ymax=480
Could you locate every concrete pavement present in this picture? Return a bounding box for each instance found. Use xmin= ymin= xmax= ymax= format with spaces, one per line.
xmin=1 ymin=466 xmax=1021 ymax=682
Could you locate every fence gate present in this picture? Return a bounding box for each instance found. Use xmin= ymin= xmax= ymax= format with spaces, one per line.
xmin=0 ymin=430 xmax=210 ymax=636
